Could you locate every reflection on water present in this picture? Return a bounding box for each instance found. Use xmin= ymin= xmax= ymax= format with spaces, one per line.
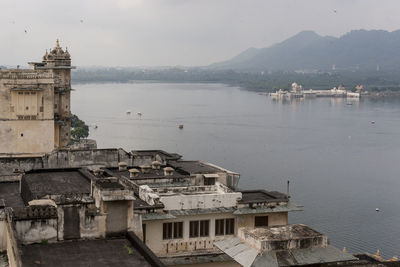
xmin=73 ymin=83 xmax=400 ymax=258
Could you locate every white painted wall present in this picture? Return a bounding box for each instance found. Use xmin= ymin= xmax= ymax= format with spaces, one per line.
xmin=144 ymin=212 xmax=237 ymax=255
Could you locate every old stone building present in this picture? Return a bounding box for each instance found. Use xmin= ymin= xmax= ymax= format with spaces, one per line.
xmin=0 ymin=40 xmax=73 ymax=155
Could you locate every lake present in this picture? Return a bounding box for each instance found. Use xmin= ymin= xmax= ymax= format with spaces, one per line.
xmin=73 ymin=82 xmax=400 ymax=258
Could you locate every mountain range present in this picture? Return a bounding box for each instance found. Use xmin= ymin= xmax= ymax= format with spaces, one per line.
xmin=210 ymin=30 xmax=400 ymax=72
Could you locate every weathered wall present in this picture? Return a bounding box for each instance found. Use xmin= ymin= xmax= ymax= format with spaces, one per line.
xmin=78 ymin=205 xmax=106 ymax=239
xmin=0 ymin=70 xmax=55 ymax=154
xmin=133 ymin=154 xmax=165 ymax=166
xmin=15 ymin=219 xmax=58 ymax=244
xmin=0 ymin=219 xmax=6 ymax=252
xmin=0 ymin=148 xmax=130 ymax=176
xmin=0 ymin=120 xmax=54 ymax=154
xmin=144 ymin=212 xmax=237 ymax=256
xmin=105 ymin=201 xmax=128 ymax=235
xmin=236 ymin=212 xmax=288 ymax=229
xmin=5 ymin=218 xmax=22 ymax=267
xmin=140 ymin=183 xmax=242 ymax=211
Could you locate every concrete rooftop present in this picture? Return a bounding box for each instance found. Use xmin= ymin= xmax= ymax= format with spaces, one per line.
xmin=21 ymin=169 xmax=91 ymax=204
xmin=239 ymin=190 xmax=288 ymax=204
xmin=0 ymin=182 xmax=25 ymax=208
xmin=168 ymin=161 xmax=222 ymax=174
xmin=20 ymin=238 xmax=153 ymax=267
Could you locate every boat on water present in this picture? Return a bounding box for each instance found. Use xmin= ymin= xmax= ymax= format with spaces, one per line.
xmin=347 ymin=92 xmax=360 ymax=98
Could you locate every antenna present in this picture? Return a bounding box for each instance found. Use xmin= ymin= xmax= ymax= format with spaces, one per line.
xmin=286 ymin=180 xmax=290 ymax=199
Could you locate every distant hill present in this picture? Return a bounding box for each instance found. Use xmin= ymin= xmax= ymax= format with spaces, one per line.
xmin=210 ymin=30 xmax=400 ymax=72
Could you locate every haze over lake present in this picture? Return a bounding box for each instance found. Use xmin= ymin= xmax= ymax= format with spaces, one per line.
xmin=73 ymin=82 xmax=400 ymax=257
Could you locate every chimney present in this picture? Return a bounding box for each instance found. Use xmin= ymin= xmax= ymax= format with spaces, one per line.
xmin=151 ymin=161 xmax=162 ymax=170
xmin=164 ymin=167 xmax=174 ymax=176
xmin=118 ymin=162 xmax=128 ymax=171
xmin=140 ymin=165 xmax=151 ymax=174
xmin=286 ymin=180 xmax=290 ymax=199
xmin=93 ymin=169 xmax=104 ymax=177
xmin=128 ymin=168 xmax=140 ymax=178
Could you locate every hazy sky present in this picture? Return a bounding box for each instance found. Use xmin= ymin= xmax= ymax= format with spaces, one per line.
xmin=1 ymin=0 xmax=400 ymax=67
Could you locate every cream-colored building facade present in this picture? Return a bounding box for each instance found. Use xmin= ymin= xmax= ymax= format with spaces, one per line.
xmin=0 ymin=40 xmax=73 ymax=155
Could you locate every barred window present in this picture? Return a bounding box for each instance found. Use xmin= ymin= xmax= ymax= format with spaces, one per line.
xmin=200 ymin=220 xmax=209 ymax=237
xmin=163 ymin=222 xmax=183 ymax=240
xmin=163 ymin=222 xmax=173 ymax=240
xmin=225 ymin=218 xmax=234 ymax=235
xmin=189 ymin=221 xmax=199 ymax=238
xmin=215 ymin=219 xmax=224 ymax=236
xmin=215 ymin=218 xmax=235 ymax=236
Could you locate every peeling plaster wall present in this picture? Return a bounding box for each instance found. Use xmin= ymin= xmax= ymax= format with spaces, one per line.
xmin=79 ymin=206 xmax=106 ymax=239
xmin=0 ymin=71 xmax=55 ymax=154
xmin=15 ymin=219 xmax=58 ymax=244
xmin=159 ymin=192 xmax=241 ymax=210
xmin=0 ymin=148 xmax=130 ymax=176
xmin=0 ymin=121 xmax=54 ymax=154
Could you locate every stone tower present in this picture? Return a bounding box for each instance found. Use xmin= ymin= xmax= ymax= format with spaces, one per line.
xmin=29 ymin=39 xmax=74 ymax=149
xmin=0 ymin=40 xmax=74 ymax=154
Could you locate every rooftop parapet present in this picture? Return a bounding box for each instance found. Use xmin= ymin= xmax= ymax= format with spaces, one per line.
xmin=238 ymin=224 xmax=328 ymax=252
xmin=139 ymin=182 xmax=242 ymax=210
xmin=0 ymin=70 xmax=53 ymax=80
xmin=92 ymin=177 xmax=135 ymax=202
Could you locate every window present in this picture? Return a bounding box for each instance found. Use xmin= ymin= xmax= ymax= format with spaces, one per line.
xmin=204 ymin=177 xmax=216 ymax=185
xmin=163 ymin=222 xmax=183 ymax=240
xmin=200 ymin=220 xmax=209 ymax=237
xmin=215 ymin=218 xmax=235 ymax=236
xmin=225 ymin=218 xmax=234 ymax=235
xmin=173 ymin=222 xmax=183 ymax=238
xmin=190 ymin=220 xmax=209 ymax=237
xmin=255 ymin=216 xmax=268 ymax=227
xmin=189 ymin=221 xmax=199 ymax=238
xmin=163 ymin=222 xmax=173 ymax=239
xmin=215 ymin=219 xmax=224 ymax=236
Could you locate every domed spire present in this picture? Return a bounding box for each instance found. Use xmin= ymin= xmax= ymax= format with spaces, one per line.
xmin=56 ymin=38 xmax=60 ymax=47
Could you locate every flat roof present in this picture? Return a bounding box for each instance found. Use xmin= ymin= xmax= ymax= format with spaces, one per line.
xmin=0 ymin=182 xmax=25 ymax=208
xmin=241 ymin=224 xmax=323 ymax=242
xmin=238 ymin=190 xmax=288 ymax=204
xmin=106 ymin=167 xmax=189 ymax=180
xmin=20 ymin=238 xmax=153 ymax=267
xmin=131 ymin=150 xmax=181 ymax=160
xmin=168 ymin=161 xmax=221 ymax=174
xmin=21 ymin=169 xmax=91 ymax=203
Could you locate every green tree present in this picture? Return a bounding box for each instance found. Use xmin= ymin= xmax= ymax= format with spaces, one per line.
xmin=70 ymin=114 xmax=89 ymax=140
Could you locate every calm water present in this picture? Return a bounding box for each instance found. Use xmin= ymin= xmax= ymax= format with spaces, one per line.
xmin=73 ymin=83 xmax=400 ymax=257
